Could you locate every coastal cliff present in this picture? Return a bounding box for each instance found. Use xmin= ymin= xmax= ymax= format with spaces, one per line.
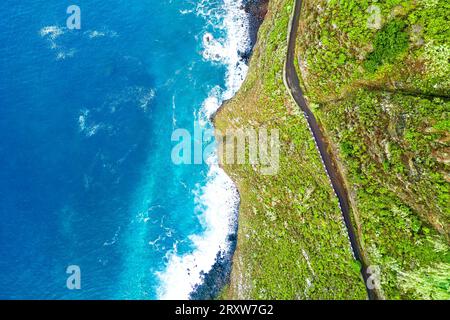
xmin=215 ymin=0 xmax=367 ymax=299
xmin=215 ymin=0 xmax=449 ymax=299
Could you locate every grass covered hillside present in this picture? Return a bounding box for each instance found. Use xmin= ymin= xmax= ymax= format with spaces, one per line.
xmin=215 ymin=0 xmax=367 ymax=299
xmin=296 ymin=0 xmax=449 ymax=102
xmin=296 ymin=0 xmax=449 ymax=299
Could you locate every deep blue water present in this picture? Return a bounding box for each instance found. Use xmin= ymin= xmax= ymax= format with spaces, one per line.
xmin=0 ymin=0 xmax=247 ymax=299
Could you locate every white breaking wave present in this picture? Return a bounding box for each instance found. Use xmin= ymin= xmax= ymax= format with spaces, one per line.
xmin=39 ymin=26 xmax=118 ymax=60
xmin=198 ymin=0 xmax=251 ymax=98
xmin=78 ymin=109 xmax=103 ymax=137
xmin=40 ymin=25 xmax=64 ymax=40
xmin=39 ymin=25 xmax=77 ymax=60
xmin=84 ymin=29 xmax=119 ymax=39
xmin=156 ymin=157 xmax=239 ymax=299
xmin=156 ymin=0 xmax=250 ymax=300
xmin=200 ymin=86 xmax=222 ymax=123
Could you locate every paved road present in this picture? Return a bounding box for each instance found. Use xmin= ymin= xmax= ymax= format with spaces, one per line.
xmin=283 ymin=0 xmax=378 ymax=300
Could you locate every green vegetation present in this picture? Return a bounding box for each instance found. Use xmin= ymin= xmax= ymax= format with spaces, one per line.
xmin=297 ymin=0 xmax=450 ymax=101
xmin=316 ymin=90 xmax=450 ymax=299
xmin=364 ymin=20 xmax=409 ymax=73
xmin=296 ymin=0 xmax=450 ymax=299
xmin=215 ymin=0 xmax=449 ymax=299
xmin=214 ymin=0 xmax=366 ymax=299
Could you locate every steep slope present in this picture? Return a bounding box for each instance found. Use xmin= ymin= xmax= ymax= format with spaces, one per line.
xmin=215 ymin=0 xmax=367 ymax=299
xmin=215 ymin=0 xmax=449 ymax=299
xmin=295 ymin=0 xmax=449 ymax=299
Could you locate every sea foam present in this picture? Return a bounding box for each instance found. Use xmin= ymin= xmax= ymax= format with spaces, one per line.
xmin=156 ymin=0 xmax=250 ymax=299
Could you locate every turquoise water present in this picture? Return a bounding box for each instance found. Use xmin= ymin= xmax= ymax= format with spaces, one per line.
xmin=0 ymin=0 xmax=249 ymax=299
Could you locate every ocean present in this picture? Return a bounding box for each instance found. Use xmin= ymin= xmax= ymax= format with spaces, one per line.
xmin=0 ymin=0 xmax=251 ymax=299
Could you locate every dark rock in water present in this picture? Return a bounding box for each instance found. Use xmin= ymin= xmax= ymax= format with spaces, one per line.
xmin=238 ymin=49 xmax=252 ymax=64
xmin=191 ymin=2 xmax=269 ymax=300
xmin=244 ymin=0 xmax=269 ymax=45
xmin=190 ymin=206 xmax=239 ymax=300
xmin=189 ymin=250 xmax=233 ymax=300
xmin=189 ymin=231 xmax=238 ymax=300
xmin=244 ymin=0 xmax=269 ymax=24
xmin=239 ymin=0 xmax=270 ymax=64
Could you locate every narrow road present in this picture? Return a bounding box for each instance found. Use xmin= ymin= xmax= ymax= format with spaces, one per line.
xmin=283 ymin=0 xmax=377 ymax=300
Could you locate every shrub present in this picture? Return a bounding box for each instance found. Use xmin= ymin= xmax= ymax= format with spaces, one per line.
xmin=364 ymin=20 xmax=409 ymax=73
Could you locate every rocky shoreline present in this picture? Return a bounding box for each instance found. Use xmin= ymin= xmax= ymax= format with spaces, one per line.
xmin=190 ymin=0 xmax=269 ymax=300
xmin=239 ymin=0 xmax=270 ymax=63
xmin=244 ymin=0 xmax=269 ymax=46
